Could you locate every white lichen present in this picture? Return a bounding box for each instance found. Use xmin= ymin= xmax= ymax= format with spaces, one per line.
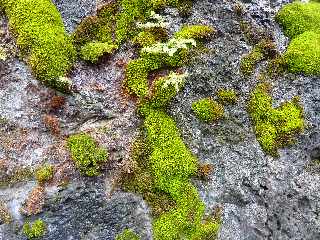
xmin=141 ymin=38 xmax=196 ymax=56
xmin=137 ymin=11 xmax=168 ymax=29
xmin=162 ymin=71 xmax=189 ymax=92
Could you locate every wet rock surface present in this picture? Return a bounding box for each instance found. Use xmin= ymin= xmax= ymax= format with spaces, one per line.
xmin=0 ymin=0 xmax=320 ymax=240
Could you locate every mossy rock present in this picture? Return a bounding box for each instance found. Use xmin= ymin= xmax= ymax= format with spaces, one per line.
xmin=192 ymin=98 xmax=224 ymax=123
xmin=276 ymin=1 xmax=320 ymax=39
xmin=248 ymin=83 xmax=304 ymax=156
xmin=284 ymin=31 xmax=320 ymax=75
xmin=67 ymin=133 xmax=108 ymax=176
xmin=1 ymin=0 xmax=76 ymax=92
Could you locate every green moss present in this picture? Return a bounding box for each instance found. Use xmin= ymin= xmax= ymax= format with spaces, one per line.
xmin=240 ymin=49 xmax=264 ymax=76
xmin=80 ymin=42 xmax=117 ymax=63
xmin=1 ymin=0 xmax=76 ymax=92
xmin=192 ymin=98 xmax=224 ymax=123
xmin=283 ymin=31 xmax=320 ymax=75
xmin=116 ymin=229 xmax=140 ymax=240
xmin=240 ymin=39 xmax=277 ymax=76
xmin=23 ymin=219 xmax=46 ymax=239
xmin=0 ymin=46 xmax=6 ymax=61
xmin=67 ymin=133 xmax=108 ymax=176
xmin=35 ymin=164 xmax=54 ymax=184
xmin=248 ymin=83 xmax=304 ymax=156
xmin=72 ymin=2 xmax=117 ymax=47
xmin=0 ymin=167 xmax=34 ymax=188
xmin=146 ymin=71 xmax=187 ymax=109
xmin=125 ymin=25 xmax=212 ymax=98
xmin=217 ymin=89 xmax=238 ymax=105
xmin=276 ymin=1 xmax=320 ymax=39
xmin=276 ymin=1 xmax=320 ymax=75
xmin=174 ymin=25 xmax=215 ymax=40
xmin=143 ymin=109 xmax=220 ymax=239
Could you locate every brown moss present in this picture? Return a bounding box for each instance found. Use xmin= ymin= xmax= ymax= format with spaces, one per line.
xmin=21 ymin=185 xmax=45 ymax=216
xmin=48 ymin=95 xmax=65 ymax=111
xmin=43 ymin=114 xmax=60 ymax=135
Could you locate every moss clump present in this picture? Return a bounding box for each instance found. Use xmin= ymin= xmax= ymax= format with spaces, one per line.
xmin=146 ymin=72 xmax=187 ymax=109
xmin=72 ymin=2 xmax=118 ymax=47
xmin=116 ymin=229 xmax=140 ymax=240
xmin=67 ymin=133 xmax=108 ymax=176
xmin=35 ymin=164 xmax=54 ymax=184
xmin=192 ymin=98 xmax=224 ymax=123
xmin=240 ymin=39 xmax=277 ymax=76
xmin=80 ymin=42 xmax=117 ymax=63
xmin=284 ymin=31 xmax=320 ymax=75
xmin=276 ymin=1 xmax=320 ymax=39
xmin=217 ymin=89 xmax=238 ymax=105
xmin=125 ymin=25 xmax=212 ymax=98
xmin=143 ymin=109 xmax=220 ymax=239
xmin=174 ymin=25 xmax=215 ymax=40
xmin=1 ymin=0 xmax=76 ymax=92
xmin=248 ymin=83 xmax=304 ymax=156
xmin=276 ymin=1 xmax=320 ymax=75
xmin=23 ymin=219 xmax=46 ymax=239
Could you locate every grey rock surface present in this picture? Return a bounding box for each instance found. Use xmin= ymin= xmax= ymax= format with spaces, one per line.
xmin=0 ymin=0 xmax=320 ymax=240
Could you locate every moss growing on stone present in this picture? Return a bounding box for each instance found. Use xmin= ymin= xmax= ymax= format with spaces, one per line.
xmin=284 ymin=31 xmax=320 ymax=75
xmin=67 ymin=133 xmax=108 ymax=176
xmin=1 ymin=0 xmax=76 ymax=92
xmin=80 ymin=42 xmax=117 ymax=63
xmin=116 ymin=229 xmax=140 ymax=240
xmin=240 ymin=39 xmax=277 ymax=76
xmin=174 ymin=25 xmax=215 ymax=40
xmin=125 ymin=25 xmax=212 ymax=98
xmin=35 ymin=164 xmax=54 ymax=184
xmin=248 ymin=83 xmax=304 ymax=156
xmin=217 ymin=89 xmax=238 ymax=105
xmin=141 ymin=109 xmax=220 ymax=239
xmin=72 ymin=2 xmax=118 ymax=47
xmin=192 ymin=98 xmax=224 ymax=123
xmin=23 ymin=219 xmax=46 ymax=239
xmin=276 ymin=1 xmax=320 ymax=75
xmin=276 ymin=1 xmax=320 ymax=39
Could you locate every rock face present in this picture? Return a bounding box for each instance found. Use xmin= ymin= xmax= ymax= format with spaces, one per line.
xmin=0 ymin=0 xmax=319 ymax=240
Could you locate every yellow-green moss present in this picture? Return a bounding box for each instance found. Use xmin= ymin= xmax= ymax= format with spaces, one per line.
xmin=125 ymin=25 xmax=212 ymax=98
xmin=80 ymin=42 xmax=117 ymax=63
xmin=67 ymin=133 xmax=108 ymax=176
xmin=248 ymin=83 xmax=304 ymax=156
xmin=116 ymin=229 xmax=140 ymax=240
xmin=217 ymin=89 xmax=238 ymax=105
xmin=143 ymin=109 xmax=220 ymax=239
xmin=276 ymin=1 xmax=320 ymax=75
xmin=192 ymin=98 xmax=224 ymax=123
xmin=240 ymin=39 xmax=277 ymax=76
xmin=35 ymin=164 xmax=54 ymax=184
xmin=72 ymin=2 xmax=118 ymax=47
xmin=1 ymin=0 xmax=76 ymax=92
xmin=23 ymin=219 xmax=46 ymax=239
xmin=284 ymin=31 xmax=320 ymax=75
xmin=276 ymin=1 xmax=320 ymax=39
xmin=174 ymin=25 xmax=215 ymax=40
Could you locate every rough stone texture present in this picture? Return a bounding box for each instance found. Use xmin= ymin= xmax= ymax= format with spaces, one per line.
xmin=1 ymin=0 xmax=320 ymax=240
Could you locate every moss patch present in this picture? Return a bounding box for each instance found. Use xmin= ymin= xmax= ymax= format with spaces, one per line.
xmin=67 ymin=133 xmax=108 ymax=176
xmin=276 ymin=1 xmax=320 ymax=39
xmin=23 ymin=219 xmax=46 ymax=239
xmin=125 ymin=25 xmax=213 ymax=98
xmin=248 ymin=83 xmax=304 ymax=156
xmin=35 ymin=164 xmax=54 ymax=184
xmin=284 ymin=31 xmax=320 ymax=75
xmin=80 ymin=42 xmax=117 ymax=63
xmin=192 ymin=98 xmax=224 ymax=123
xmin=116 ymin=229 xmax=140 ymax=240
xmin=217 ymin=89 xmax=238 ymax=105
xmin=1 ymin=0 xmax=76 ymax=92
xmin=276 ymin=1 xmax=320 ymax=75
